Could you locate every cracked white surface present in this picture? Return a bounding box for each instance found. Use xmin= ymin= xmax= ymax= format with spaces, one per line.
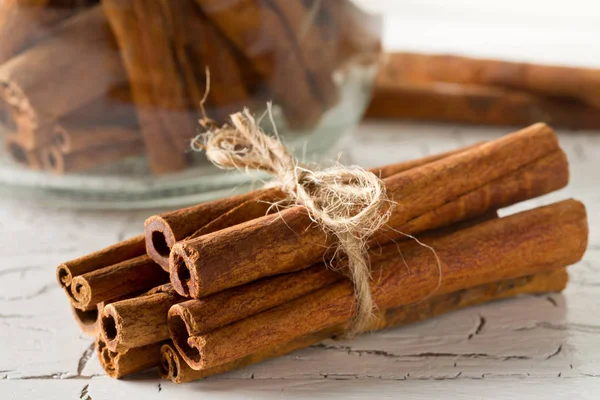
xmin=1 ymin=121 xmax=599 ymax=399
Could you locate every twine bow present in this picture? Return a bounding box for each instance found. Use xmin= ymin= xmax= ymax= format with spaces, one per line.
xmin=193 ymin=105 xmax=392 ymax=334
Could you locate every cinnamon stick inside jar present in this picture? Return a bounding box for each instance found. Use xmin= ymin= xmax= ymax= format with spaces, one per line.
xmin=162 ymin=269 xmax=567 ymax=382
xmin=145 ymin=145 xmax=483 ymax=270
xmin=96 ymin=337 xmax=164 ymax=379
xmin=0 ymin=6 xmax=127 ymax=148
xmin=102 ymin=0 xmax=195 ymax=174
xmin=170 ymin=123 xmax=564 ymax=298
xmin=174 ymin=199 xmax=587 ymax=369
xmin=0 ymin=0 xmax=94 ymax=64
xmin=5 ymin=135 xmax=43 ymax=170
xmin=70 ymin=255 xmax=169 ymax=311
xmin=365 ymin=80 xmax=600 ymax=130
xmin=193 ymin=0 xmax=327 ymax=129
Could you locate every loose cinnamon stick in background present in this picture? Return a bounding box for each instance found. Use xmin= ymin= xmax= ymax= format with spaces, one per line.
xmin=0 ymin=6 xmax=126 ymax=148
xmin=162 ymin=269 xmax=568 ymax=383
xmin=69 ymin=255 xmax=168 ymax=311
xmin=174 ymin=200 xmax=586 ymax=369
xmin=170 ymin=124 xmax=564 ymax=298
xmin=102 ymin=0 xmax=194 ymax=174
xmin=366 ymin=80 xmax=600 ymax=129
xmin=384 ymin=52 xmax=600 ymax=107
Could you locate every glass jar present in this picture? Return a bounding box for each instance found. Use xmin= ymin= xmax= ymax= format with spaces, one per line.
xmin=0 ymin=0 xmax=381 ymax=208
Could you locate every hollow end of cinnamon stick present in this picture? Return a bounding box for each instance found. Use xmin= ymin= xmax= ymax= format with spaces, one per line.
xmin=159 ymin=344 xmax=180 ymax=382
xmin=70 ymin=277 xmax=93 ymax=310
xmin=70 ymin=304 xmax=100 ymax=336
xmin=100 ymin=309 xmax=119 ymax=346
xmin=52 ymin=125 xmax=69 ymax=152
xmin=5 ymin=135 xmax=41 ymax=169
xmin=56 ymin=263 xmax=72 ymax=289
xmin=169 ymin=244 xmax=196 ymax=298
xmin=40 ymin=146 xmax=64 ymax=174
xmin=167 ymin=310 xmax=202 ymax=366
xmin=145 ymin=216 xmax=177 ymax=271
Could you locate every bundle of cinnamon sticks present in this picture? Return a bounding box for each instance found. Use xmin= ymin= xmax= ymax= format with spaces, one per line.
xmin=0 ymin=0 xmax=379 ymax=175
xmin=366 ymin=52 xmax=600 ymax=129
xmin=56 ymin=122 xmax=588 ymax=382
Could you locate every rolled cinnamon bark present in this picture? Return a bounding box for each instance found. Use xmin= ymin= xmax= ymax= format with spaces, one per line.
xmin=0 ymin=0 xmax=94 ymax=64
xmin=365 ymin=80 xmax=600 ymax=130
xmin=96 ymin=337 xmax=164 ymax=379
xmin=267 ymin=0 xmax=339 ymax=109
xmin=40 ymin=139 xmax=143 ymax=174
xmin=70 ymin=255 xmax=169 ymax=311
xmin=101 ymin=288 xmax=183 ymax=352
xmin=170 ymin=123 xmax=564 ymax=298
xmin=174 ymin=199 xmax=587 ymax=369
xmin=146 ymin=145 xmax=482 ymax=270
xmin=193 ymin=0 xmax=326 ymax=128
xmin=5 ymin=135 xmax=43 ymax=169
xmin=102 ymin=0 xmax=194 ymax=174
xmin=162 ymin=268 xmax=567 ymax=382
xmin=70 ymin=302 xmax=103 ymax=337
xmin=0 ymin=6 xmax=127 ymax=149
xmin=383 ymin=52 xmax=600 ymax=107
xmin=52 ymin=124 xmax=141 ymax=154
xmin=56 ymin=234 xmax=146 ymax=290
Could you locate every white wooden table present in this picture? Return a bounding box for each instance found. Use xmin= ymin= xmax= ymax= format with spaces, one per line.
xmin=2 ymin=1 xmax=600 ymax=399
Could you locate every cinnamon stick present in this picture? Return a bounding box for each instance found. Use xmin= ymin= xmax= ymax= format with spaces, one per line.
xmin=5 ymin=135 xmax=43 ymax=170
xmin=267 ymin=0 xmax=339 ymax=109
xmin=70 ymin=302 xmax=103 ymax=337
xmin=170 ymin=123 xmax=564 ymax=298
xmin=69 ymin=255 xmax=168 ymax=311
xmin=0 ymin=6 xmax=127 ymax=149
xmin=174 ymin=199 xmax=587 ymax=369
xmin=0 ymin=0 xmax=93 ymax=64
xmin=101 ymin=287 xmax=183 ymax=352
xmin=365 ymin=80 xmax=600 ymax=129
xmin=146 ymin=144 xmax=482 ymax=270
xmin=193 ymin=0 xmax=326 ymax=128
xmin=102 ymin=0 xmax=194 ymax=174
xmin=41 ymin=138 xmax=143 ymax=174
xmin=382 ymin=52 xmax=600 ymax=107
xmin=51 ymin=124 xmax=141 ymax=155
xmin=56 ymin=234 xmax=146 ymax=291
xmin=96 ymin=337 xmax=163 ymax=379
xmin=162 ymin=269 xmax=567 ymax=382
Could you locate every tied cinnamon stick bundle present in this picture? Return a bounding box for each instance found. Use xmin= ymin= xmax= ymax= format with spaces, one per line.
xmin=169 ymin=199 xmax=587 ymax=370
xmin=0 ymin=6 xmax=127 ymax=149
xmin=145 ymin=143 xmax=482 ymax=270
xmin=170 ymin=123 xmax=566 ymax=299
xmin=161 ymin=269 xmax=568 ymax=383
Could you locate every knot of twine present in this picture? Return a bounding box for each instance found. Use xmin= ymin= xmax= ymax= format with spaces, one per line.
xmin=193 ymin=106 xmax=392 ymax=334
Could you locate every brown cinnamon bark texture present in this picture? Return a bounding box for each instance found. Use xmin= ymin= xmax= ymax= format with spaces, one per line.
xmin=70 ymin=302 xmax=102 ymax=337
xmin=103 ymin=0 xmax=195 ymax=174
xmin=96 ymin=337 xmax=163 ymax=379
xmin=162 ymin=269 xmax=567 ymax=382
xmin=41 ymin=138 xmax=143 ymax=174
xmin=366 ymin=80 xmax=600 ymax=129
xmin=56 ymin=234 xmax=146 ymax=290
xmin=193 ymin=0 xmax=327 ymax=128
xmin=101 ymin=288 xmax=183 ymax=352
xmin=0 ymin=0 xmax=95 ymax=64
xmin=145 ymin=145 xmax=482 ymax=270
xmin=52 ymin=124 xmax=141 ymax=154
xmin=0 ymin=6 xmax=126 ymax=148
xmin=5 ymin=135 xmax=43 ymax=169
xmin=174 ymin=199 xmax=586 ymax=369
xmin=70 ymin=255 xmax=168 ymax=311
xmin=170 ymin=123 xmax=565 ymax=298
xmin=383 ymin=52 xmax=600 ymax=107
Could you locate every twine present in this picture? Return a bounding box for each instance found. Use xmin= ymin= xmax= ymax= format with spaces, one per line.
xmin=192 ymin=104 xmax=392 ymax=334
